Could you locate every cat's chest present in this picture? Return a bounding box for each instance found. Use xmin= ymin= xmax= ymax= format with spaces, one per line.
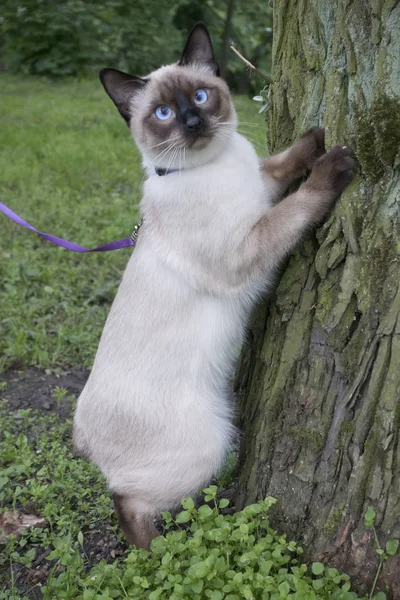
xmin=143 ymin=157 xmax=266 ymax=229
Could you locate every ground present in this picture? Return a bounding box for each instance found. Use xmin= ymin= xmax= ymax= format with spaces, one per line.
xmin=0 ymin=367 xmax=130 ymax=598
xmin=0 ymin=75 xmax=266 ymax=598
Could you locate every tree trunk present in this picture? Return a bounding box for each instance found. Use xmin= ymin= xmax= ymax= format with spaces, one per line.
xmin=236 ymin=0 xmax=400 ymax=596
xmin=219 ymin=0 xmax=235 ymax=79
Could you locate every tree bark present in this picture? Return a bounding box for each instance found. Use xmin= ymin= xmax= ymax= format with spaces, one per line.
xmin=219 ymin=0 xmax=235 ymax=79
xmin=236 ymin=0 xmax=400 ymax=596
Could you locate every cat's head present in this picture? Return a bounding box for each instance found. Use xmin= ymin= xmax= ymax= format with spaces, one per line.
xmin=100 ymin=24 xmax=237 ymax=170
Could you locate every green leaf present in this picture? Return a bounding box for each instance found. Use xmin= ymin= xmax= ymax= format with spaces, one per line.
xmin=0 ymin=477 xmax=9 ymax=488
xmin=202 ymin=485 xmax=217 ymax=498
xmin=342 ymin=581 xmax=351 ymax=591
xmin=210 ymin=592 xmax=223 ymax=600
xmin=242 ymin=504 xmax=262 ymax=516
xmin=278 ymin=581 xmax=290 ymax=597
xmin=181 ymin=497 xmax=194 ymax=511
xmin=373 ymin=593 xmax=387 ymax=600
xmin=190 ymin=580 xmax=203 ymax=593
xmin=161 ymin=511 xmax=172 ymax=523
xmin=150 ymin=536 xmax=167 ymax=554
xmin=198 ymin=504 xmax=214 ymax=519
xmin=175 ymin=510 xmax=191 ymax=524
xmin=313 ymin=579 xmax=325 ymax=590
xmin=259 ymin=559 xmax=273 ymax=575
xmin=77 ymin=531 xmax=84 ymax=546
xmin=311 ymin=562 xmax=325 ymax=575
xmin=260 ymin=497 xmax=278 ymax=511
xmin=189 ymin=560 xmax=209 ymax=578
xmin=219 ymin=499 xmax=230 ymax=509
xmin=385 ymin=538 xmax=399 ymax=555
xmin=239 ymin=551 xmax=256 ymax=563
xmin=364 ymin=506 xmax=376 ymax=526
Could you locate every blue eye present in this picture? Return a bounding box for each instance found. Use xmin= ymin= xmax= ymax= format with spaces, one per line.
xmin=155 ymin=106 xmax=172 ymax=120
xmin=194 ymin=89 xmax=208 ymax=105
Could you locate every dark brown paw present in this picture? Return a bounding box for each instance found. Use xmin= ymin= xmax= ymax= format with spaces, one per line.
xmin=293 ymin=127 xmax=326 ymax=175
xmin=307 ymin=145 xmax=357 ymax=200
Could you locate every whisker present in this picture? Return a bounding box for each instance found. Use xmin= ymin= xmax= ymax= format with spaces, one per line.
xmin=218 ymin=121 xmax=264 ymax=129
xmin=215 ymin=132 xmax=232 ymax=148
xmin=169 ymin=147 xmax=180 ymax=172
xmin=214 ymin=128 xmax=233 ymax=139
xmin=152 ymin=145 xmax=172 ymax=164
xmin=153 ymin=141 xmax=179 ymax=165
xmin=238 ymin=128 xmax=267 ymax=141
xmin=215 ymin=127 xmax=233 ymax=137
xmin=148 ymin=138 xmax=177 ymax=149
xmin=164 ymin=145 xmax=179 ymax=174
xmin=237 ymin=121 xmax=265 ymax=127
xmin=215 ymin=125 xmax=266 ymax=154
xmin=237 ymin=133 xmax=266 ymax=153
xmin=210 ymin=124 xmax=235 ymax=136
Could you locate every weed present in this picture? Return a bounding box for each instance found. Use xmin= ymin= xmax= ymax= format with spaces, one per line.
xmin=364 ymin=506 xmax=399 ymax=600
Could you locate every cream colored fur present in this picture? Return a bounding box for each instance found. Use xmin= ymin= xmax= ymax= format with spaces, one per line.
xmin=74 ymin=116 xmax=271 ymax=511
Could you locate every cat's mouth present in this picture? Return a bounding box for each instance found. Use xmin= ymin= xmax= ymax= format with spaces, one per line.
xmin=184 ymin=132 xmax=213 ymax=150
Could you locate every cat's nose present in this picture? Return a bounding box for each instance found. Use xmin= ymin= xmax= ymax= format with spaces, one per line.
xmin=185 ymin=113 xmax=203 ymax=131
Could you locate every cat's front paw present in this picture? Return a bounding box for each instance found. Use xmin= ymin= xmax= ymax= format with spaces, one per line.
xmin=306 ymin=145 xmax=357 ymax=201
xmin=292 ymin=127 xmax=326 ymax=175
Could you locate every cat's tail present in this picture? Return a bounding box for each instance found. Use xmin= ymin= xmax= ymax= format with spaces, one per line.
xmin=113 ymin=493 xmax=159 ymax=550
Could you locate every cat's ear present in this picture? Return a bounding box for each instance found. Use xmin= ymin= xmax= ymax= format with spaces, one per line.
xmin=179 ymin=23 xmax=220 ymax=76
xmin=99 ymin=69 xmax=147 ymax=124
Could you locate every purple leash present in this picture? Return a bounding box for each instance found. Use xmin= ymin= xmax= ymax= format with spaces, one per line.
xmin=0 ymin=169 xmax=179 ymax=252
xmin=0 ymin=201 xmax=142 ymax=252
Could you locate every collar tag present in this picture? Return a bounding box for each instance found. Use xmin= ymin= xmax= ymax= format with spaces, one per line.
xmin=130 ymin=219 xmax=143 ymax=242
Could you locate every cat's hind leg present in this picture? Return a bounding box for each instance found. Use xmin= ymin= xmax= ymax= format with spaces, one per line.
xmin=113 ymin=493 xmax=159 ymax=550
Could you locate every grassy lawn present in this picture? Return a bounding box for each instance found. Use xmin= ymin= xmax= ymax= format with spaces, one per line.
xmin=0 ymin=74 xmax=267 ymax=372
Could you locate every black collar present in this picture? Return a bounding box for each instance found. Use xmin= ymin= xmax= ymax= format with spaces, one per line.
xmin=155 ymin=167 xmax=178 ymax=176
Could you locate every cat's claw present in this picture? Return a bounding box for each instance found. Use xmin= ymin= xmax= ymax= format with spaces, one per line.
xmin=307 ymin=145 xmax=357 ymax=201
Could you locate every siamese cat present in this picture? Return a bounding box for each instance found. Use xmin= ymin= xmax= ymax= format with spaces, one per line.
xmin=73 ymin=24 xmax=356 ymax=549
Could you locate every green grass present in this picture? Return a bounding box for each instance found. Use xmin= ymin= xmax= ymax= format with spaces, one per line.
xmin=0 ymin=73 xmax=267 ymax=373
xmin=0 ymin=401 xmax=116 ymax=596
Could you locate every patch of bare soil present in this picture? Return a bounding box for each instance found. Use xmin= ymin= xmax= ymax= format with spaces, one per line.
xmin=0 ymin=367 xmax=89 ymax=418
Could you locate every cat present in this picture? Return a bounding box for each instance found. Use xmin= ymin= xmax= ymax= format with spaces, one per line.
xmin=73 ymin=24 xmax=356 ymax=550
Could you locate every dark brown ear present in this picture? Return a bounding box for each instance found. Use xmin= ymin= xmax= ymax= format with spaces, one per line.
xmin=99 ymin=69 xmax=147 ymax=124
xmin=179 ymin=23 xmax=220 ymax=76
